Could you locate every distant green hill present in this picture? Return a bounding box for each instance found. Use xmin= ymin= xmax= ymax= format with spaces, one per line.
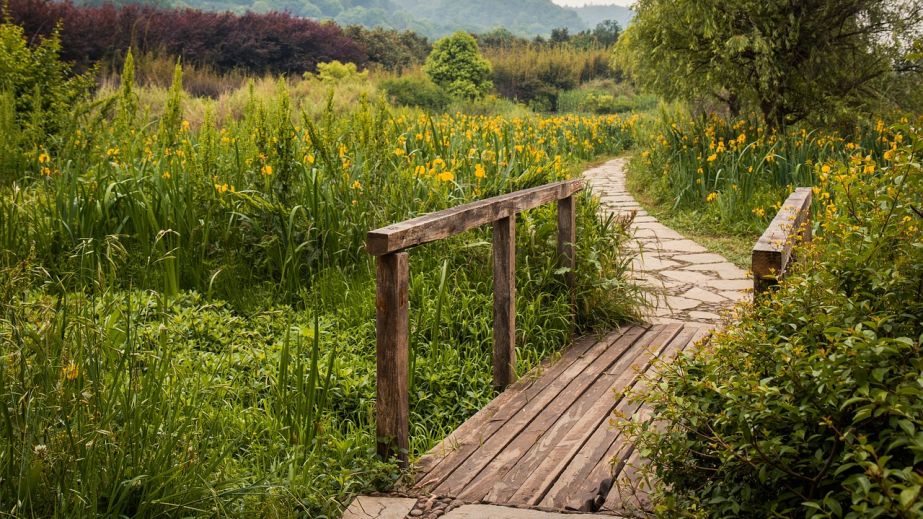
xmin=568 ymin=4 xmax=634 ymax=30
xmin=88 ymin=0 xmax=592 ymax=37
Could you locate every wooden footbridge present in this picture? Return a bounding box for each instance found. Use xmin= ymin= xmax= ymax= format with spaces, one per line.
xmin=364 ymin=172 xmax=812 ymax=515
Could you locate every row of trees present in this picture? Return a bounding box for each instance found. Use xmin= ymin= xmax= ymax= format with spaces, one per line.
xmin=6 ymin=0 xmax=623 ymax=79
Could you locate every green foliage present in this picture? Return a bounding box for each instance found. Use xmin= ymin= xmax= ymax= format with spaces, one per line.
xmin=488 ymin=44 xmax=613 ymax=112
xmin=424 ymin=32 xmax=492 ymax=100
xmin=380 ymin=73 xmax=450 ymax=111
xmin=80 ymin=0 xmax=590 ymax=38
xmin=0 ymin=45 xmax=645 ymax=515
xmin=313 ymin=60 xmax=369 ymax=83
xmin=0 ymin=19 xmax=93 ymax=178
xmin=344 ymin=25 xmax=430 ymax=72
xmin=628 ymin=110 xmax=900 ymax=235
xmin=623 ymin=123 xmax=923 ymax=518
xmin=557 ymin=80 xmax=657 ymax=115
xmin=617 ymin=0 xmax=923 ymax=128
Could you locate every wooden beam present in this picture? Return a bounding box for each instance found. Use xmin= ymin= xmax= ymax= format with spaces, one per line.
xmin=493 ymin=216 xmax=516 ymax=390
xmin=557 ymin=195 xmax=576 ymax=292
xmin=376 ymin=252 xmax=410 ymax=466
xmin=752 ymin=188 xmax=813 ymax=293
xmin=367 ymin=179 xmax=584 ymax=256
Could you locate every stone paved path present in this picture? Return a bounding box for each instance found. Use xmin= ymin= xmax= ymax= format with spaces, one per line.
xmin=583 ymin=158 xmax=751 ymax=325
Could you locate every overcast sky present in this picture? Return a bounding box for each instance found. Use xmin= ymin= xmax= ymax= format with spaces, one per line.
xmin=551 ymin=0 xmax=634 ymax=7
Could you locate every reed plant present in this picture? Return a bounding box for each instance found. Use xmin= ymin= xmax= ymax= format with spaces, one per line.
xmin=629 ymin=109 xmax=909 ymax=236
xmin=0 ymin=31 xmax=645 ymax=517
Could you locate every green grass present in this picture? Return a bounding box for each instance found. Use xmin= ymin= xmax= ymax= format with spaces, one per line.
xmin=0 ymin=46 xmax=647 ymax=517
xmin=626 ymin=163 xmax=757 ymax=268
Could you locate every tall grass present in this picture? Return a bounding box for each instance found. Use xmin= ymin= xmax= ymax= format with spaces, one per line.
xmin=0 ymin=55 xmax=645 ymax=516
xmin=629 ymin=109 xmax=909 ymax=235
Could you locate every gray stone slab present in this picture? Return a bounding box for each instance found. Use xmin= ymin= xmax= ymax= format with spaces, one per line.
xmin=646 ymin=240 xmax=708 ymax=253
xmin=671 ymin=253 xmax=734 ymax=264
xmin=689 ymin=310 xmax=722 ymax=321
xmin=661 ymin=269 xmax=717 ymax=284
xmin=704 ymin=279 xmax=754 ymax=291
xmin=442 ymin=504 xmax=621 ymax=519
xmin=341 ymin=496 xmax=417 ymax=519
xmin=682 ymin=287 xmax=727 ymax=304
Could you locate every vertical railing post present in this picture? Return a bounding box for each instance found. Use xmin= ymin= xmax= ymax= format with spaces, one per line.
xmin=557 ymin=195 xmax=577 ymax=292
xmin=492 ymin=215 xmax=516 ymax=390
xmin=376 ymin=252 xmax=409 ymax=467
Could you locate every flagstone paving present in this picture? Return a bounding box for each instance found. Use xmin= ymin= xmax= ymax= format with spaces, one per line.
xmin=583 ymin=157 xmax=751 ymax=325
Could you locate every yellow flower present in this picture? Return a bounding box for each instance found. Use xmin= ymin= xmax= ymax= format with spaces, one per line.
xmin=306 ymin=154 xmax=315 ymax=165
xmin=437 ymin=171 xmax=454 ymax=182
xmin=181 ymin=120 xmax=191 ymax=132
xmin=752 ymin=207 xmax=766 ymax=218
xmin=707 ymin=153 xmax=718 ymax=162
xmin=706 ymin=192 xmax=719 ymax=202
xmin=821 ymin=164 xmax=831 ymax=174
xmin=215 ymin=183 xmax=229 ymax=194
xmin=62 ymin=361 xmax=79 ymax=381
xmin=414 ymin=165 xmax=426 ymax=176
xmin=162 ymin=171 xmax=172 ymax=180
xmin=38 ymin=152 xmax=50 ymax=164
xmin=394 ymin=148 xmax=405 ymax=157
xmin=474 ymin=164 xmax=486 ymax=179
xmin=352 ymin=180 xmax=362 ymax=190
xmin=261 ymin=164 xmax=273 ymax=176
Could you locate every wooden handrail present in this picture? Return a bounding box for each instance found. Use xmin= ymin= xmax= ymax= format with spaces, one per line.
xmin=751 ymin=187 xmax=813 ymax=294
xmin=368 ymin=179 xmax=584 ymax=466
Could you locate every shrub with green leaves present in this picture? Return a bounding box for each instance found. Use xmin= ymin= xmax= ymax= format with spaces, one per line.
xmin=0 ymin=19 xmax=93 ymax=177
xmin=424 ymin=31 xmax=492 ymax=100
xmin=623 ymin=123 xmax=923 ymax=517
xmin=380 ymin=73 xmax=450 ymax=111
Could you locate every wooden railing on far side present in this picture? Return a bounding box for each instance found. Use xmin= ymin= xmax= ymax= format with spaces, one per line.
xmin=367 ymin=179 xmax=584 ymax=466
xmin=751 ymin=187 xmax=813 ymax=294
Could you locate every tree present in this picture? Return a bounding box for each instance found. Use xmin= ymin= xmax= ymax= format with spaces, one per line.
xmin=424 ymin=31 xmax=492 ymax=99
xmin=616 ymin=0 xmax=923 ymax=128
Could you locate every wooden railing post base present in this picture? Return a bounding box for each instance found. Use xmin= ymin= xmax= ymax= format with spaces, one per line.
xmin=493 ymin=216 xmax=516 ymax=390
xmin=376 ymin=252 xmax=409 ymax=467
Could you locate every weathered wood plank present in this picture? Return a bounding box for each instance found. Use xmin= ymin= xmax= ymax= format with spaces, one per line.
xmin=419 ymin=327 xmax=648 ymax=494
xmin=752 ymin=187 xmax=812 ymax=292
xmin=413 ymin=334 xmax=603 ymax=481
xmin=367 ymin=180 xmax=584 ymax=256
xmin=478 ymin=325 xmax=685 ymax=505
xmin=557 ymin=195 xmax=576 ymax=292
xmin=526 ymin=324 xmax=702 ymax=510
xmin=493 ymin=216 xmax=516 ymax=390
xmin=376 ymin=252 xmax=410 ymax=466
xmin=546 ymin=325 xmax=711 ymax=511
xmin=449 ymin=326 xmax=682 ymax=500
xmin=601 ymin=326 xmax=713 ymax=514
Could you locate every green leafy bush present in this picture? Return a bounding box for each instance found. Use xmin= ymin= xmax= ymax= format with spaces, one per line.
xmin=380 ymin=74 xmax=450 ymax=111
xmin=623 ymin=124 xmax=923 ymax=517
xmin=0 ymin=19 xmax=93 ymax=177
xmin=424 ymin=31 xmax=492 ymax=100
xmin=312 ymin=60 xmax=369 ymax=83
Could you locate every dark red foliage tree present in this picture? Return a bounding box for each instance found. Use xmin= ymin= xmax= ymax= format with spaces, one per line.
xmin=5 ymin=0 xmax=368 ymax=75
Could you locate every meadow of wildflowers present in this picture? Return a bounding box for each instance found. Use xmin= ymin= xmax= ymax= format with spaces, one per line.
xmin=0 ymin=53 xmax=645 ymax=516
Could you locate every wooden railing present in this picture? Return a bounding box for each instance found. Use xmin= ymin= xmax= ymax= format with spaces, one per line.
xmin=752 ymin=187 xmax=813 ymax=294
xmin=366 ymin=179 xmax=584 ymax=465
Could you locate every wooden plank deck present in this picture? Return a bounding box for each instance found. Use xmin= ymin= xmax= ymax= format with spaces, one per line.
xmin=410 ymin=323 xmax=711 ymax=514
